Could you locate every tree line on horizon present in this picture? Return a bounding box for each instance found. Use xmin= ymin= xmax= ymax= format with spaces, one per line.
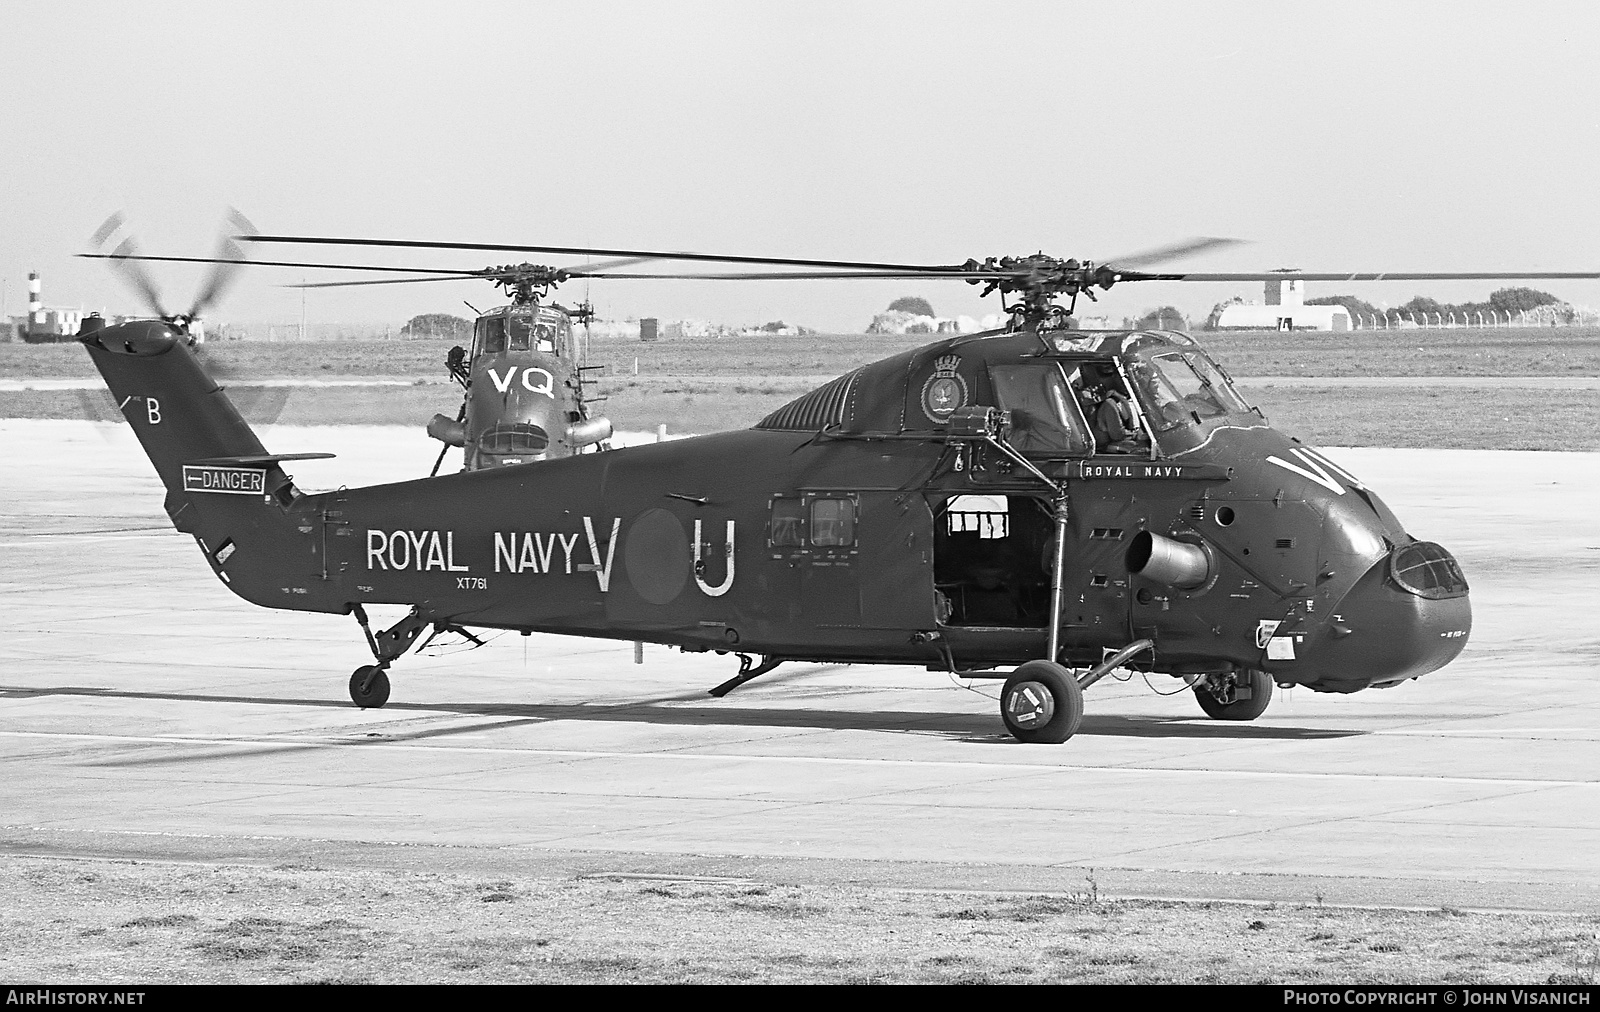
xmin=1199 ymin=286 xmax=1564 ymax=329
xmin=1303 ymin=286 xmax=1561 ymax=324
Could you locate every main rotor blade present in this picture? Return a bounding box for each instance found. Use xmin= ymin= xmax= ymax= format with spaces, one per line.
xmin=240 ymin=234 xmax=968 ymax=273
xmin=81 ymin=251 xmax=655 ymax=277
xmin=1124 ymin=270 xmax=1600 ymax=282
xmin=286 ymin=275 xmax=490 ymax=289
xmin=579 ymin=269 xmax=1010 ymax=281
xmin=582 ymin=256 xmax=658 ymax=272
xmin=1100 ymin=236 xmax=1247 ymax=271
xmin=78 ymin=252 xmax=487 ymax=276
xmin=284 ymin=259 xmax=668 ymax=289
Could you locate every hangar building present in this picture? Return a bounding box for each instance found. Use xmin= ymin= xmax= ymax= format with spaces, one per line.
xmin=1215 ymin=278 xmax=1351 ymax=332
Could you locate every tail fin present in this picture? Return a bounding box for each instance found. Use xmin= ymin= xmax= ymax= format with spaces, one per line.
xmin=81 ymin=320 xmax=272 ymax=497
xmin=81 ymin=320 xmax=339 ymax=612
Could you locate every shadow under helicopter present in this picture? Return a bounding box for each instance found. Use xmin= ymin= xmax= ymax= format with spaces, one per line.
xmin=2 ymin=685 xmax=1367 ymax=758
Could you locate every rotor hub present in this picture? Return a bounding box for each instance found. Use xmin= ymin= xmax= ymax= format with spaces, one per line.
xmin=479 ymin=263 xmax=572 ymax=305
xmin=959 ymin=254 xmax=1125 ymax=331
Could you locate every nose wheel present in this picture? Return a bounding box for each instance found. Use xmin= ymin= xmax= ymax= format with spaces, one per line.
xmin=1193 ymin=669 xmax=1272 ymax=721
xmin=1000 ymin=661 xmax=1084 ymax=743
xmin=349 ymin=665 xmax=391 ymax=709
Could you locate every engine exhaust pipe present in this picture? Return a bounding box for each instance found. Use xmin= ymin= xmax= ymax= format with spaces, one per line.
xmin=426 ymin=413 xmax=465 ymax=447
xmin=1127 ymin=530 xmax=1211 ymax=589
xmin=566 ymin=416 xmax=613 ymax=448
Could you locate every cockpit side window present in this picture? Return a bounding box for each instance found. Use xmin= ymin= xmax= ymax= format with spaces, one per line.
xmin=1068 ymin=360 xmax=1149 ymax=455
xmin=475 ymin=317 xmax=507 ymax=355
xmin=987 ymin=364 xmax=1091 ymax=456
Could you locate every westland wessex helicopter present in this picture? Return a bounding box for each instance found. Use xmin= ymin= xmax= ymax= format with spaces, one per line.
xmin=421 ymin=281 xmax=610 ymax=473
xmin=288 ymin=260 xmax=641 ymax=473
xmin=81 ymin=234 xmax=1600 ymax=742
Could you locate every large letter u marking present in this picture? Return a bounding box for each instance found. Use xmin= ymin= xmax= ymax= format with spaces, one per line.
xmin=693 ymin=519 xmax=735 ymax=597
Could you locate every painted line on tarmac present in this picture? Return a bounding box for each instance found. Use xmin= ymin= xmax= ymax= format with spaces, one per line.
xmin=0 ymin=533 xmax=177 ymax=547
xmin=1374 ymin=728 xmax=1600 ymax=738
xmin=3 ymin=729 xmax=1598 ymax=788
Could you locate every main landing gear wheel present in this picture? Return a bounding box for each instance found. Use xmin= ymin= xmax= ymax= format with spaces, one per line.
xmin=1193 ymin=669 xmax=1272 ymax=721
xmin=1001 ymin=660 xmax=1084 ymax=744
xmin=349 ymin=665 xmax=391 ymax=709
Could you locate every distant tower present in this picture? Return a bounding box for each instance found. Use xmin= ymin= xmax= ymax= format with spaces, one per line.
xmin=28 ymin=271 xmax=42 ymax=325
xmin=1264 ymin=276 xmax=1303 ymax=307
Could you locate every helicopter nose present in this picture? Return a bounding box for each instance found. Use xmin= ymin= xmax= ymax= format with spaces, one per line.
xmin=1312 ymin=541 xmax=1472 ymax=690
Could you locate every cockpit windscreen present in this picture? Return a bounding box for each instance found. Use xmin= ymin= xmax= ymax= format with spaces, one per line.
xmin=475 ymin=317 xmax=507 ymax=355
xmin=505 ymin=316 xmax=556 ymax=353
xmin=1129 ymin=351 xmax=1251 ymax=430
xmin=477 ymin=315 xmax=559 ymax=356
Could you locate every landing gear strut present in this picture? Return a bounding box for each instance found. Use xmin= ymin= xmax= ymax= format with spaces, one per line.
xmin=345 ymin=605 xmax=487 ymax=708
xmin=347 ymin=604 xmax=430 ymax=709
xmin=708 ymin=653 xmax=786 ymax=697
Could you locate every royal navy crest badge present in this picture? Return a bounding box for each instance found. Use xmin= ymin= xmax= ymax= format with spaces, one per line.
xmin=920 ymin=354 xmax=968 ymax=424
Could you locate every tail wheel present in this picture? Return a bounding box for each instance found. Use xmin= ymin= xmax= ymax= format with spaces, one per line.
xmin=1000 ymin=661 xmax=1084 ymax=743
xmin=349 ymin=665 xmax=391 ymax=709
xmin=1193 ymin=669 xmax=1272 ymax=721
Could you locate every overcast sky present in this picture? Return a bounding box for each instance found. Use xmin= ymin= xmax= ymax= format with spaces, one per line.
xmin=3 ymin=1 xmax=1598 ymax=331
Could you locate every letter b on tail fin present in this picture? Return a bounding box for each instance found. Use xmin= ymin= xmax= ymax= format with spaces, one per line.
xmin=82 ymin=321 xmax=272 ymax=497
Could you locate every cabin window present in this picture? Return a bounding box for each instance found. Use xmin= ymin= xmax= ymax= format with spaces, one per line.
xmin=769 ymin=498 xmax=806 ymax=547
xmin=810 ymin=498 xmax=856 ymax=547
xmin=476 ymin=317 xmax=507 ymax=355
xmin=946 ymin=494 xmax=1008 ymax=538
xmin=987 ymin=364 xmax=1091 ymax=456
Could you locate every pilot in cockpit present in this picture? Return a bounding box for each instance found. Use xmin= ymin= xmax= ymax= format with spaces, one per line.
xmin=1076 ymin=365 xmax=1147 ymax=454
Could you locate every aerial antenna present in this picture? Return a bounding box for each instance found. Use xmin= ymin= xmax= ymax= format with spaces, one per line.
xmin=581 ymin=256 xmax=593 ymax=367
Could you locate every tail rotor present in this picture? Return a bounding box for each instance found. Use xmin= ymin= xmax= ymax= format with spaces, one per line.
xmin=86 ymin=209 xmax=287 ymax=425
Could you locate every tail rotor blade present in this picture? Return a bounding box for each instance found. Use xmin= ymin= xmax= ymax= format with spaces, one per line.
xmin=106 ymin=237 xmax=170 ymax=319
xmin=187 ymin=207 xmax=260 ymax=320
xmin=90 ymin=212 xmax=126 ymax=249
xmin=90 ymin=213 xmax=169 ymax=317
xmin=192 ymin=338 xmax=291 ymax=427
xmin=185 ymin=239 xmax=246 ymax=320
